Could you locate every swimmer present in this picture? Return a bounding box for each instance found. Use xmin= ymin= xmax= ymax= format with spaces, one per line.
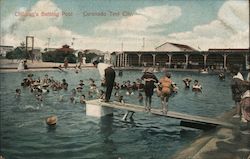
xmin=132 ymin=82 xmax=138 ymax=91
xmin=118 ymin=95 xmax=125 ymax=104
xmin=76 ymin=85 xmax=83 ymax=92
xmin=46 ymin=115 xmax=57 ymax=126
xmin=89 ymin=78 xmax=95 ymax=84
xmin=183 ymin=78 xmax=192 ymax=88
xmin=219 ymin=72 xmax=225 ymax=80
xmin=75 ymin=65 xmax=80 ymax=73
xmin=41 ymin=84 xmax=50 ymax=93
xmin=21 ymin=78 xmax=29 ymax=87
xmin=79 ymin=80 xmax=85 ymax=87
xmin=192 ymin=80 xmax=202 ymax=92
xmin=126 ymin=89 xmax=133 ymax=96
xmin=70 ymin=89 xmax=77 ymax=103
xmin=80 ymin=94 xmax=86 ymax=104
xmin=138 ymin=92 xmax=143 ymax=104
xmin=101 ymin=79 xmax=106 ymax=87
xmin=136 ymin=79 xmax=144 ymax=91
xmin=61 ymin=79 xmax=68 ymax=90
xmin=88 ymin=91 xmax=93 ymax=99
xmin=114 ymin=82 xmax=120 ymax=90
xmin=70 ymin=96 xmax=76 ymax=104
xmin=42 ymin=74 xmax=49 ymax=84
xmin=15 ymin=88 xmax=21 ymax=97
xmin=172 ymin=83 xmax=179 ymax=93
xmin=114 ymin=91 xmax=119 ymax=97
xmin=118 ymin=70 xmax=123 ymax=76
xmin=126 ymin=80 xmax=132 ymax=89
xmin=120 ymin=81 xmax=127 ymax=90
xmin=99 ymin=90 xmax=105 ymax=99
xmin=90 ymin=83 xmax=97 ymax=90
xmin=36 ymin=93 xmax=43 ymax=102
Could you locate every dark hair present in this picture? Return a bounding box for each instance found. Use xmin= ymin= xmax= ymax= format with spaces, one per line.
xmin=92 ymin=60 xmax=99 ymax=66
xmin=165 ymin=72 xmax=171 ymax=78
xmin=230 ymin=65 xmax=240 ymax=75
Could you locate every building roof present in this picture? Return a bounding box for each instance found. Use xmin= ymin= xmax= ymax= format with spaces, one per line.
xmin=155 ymin=42 xmax=197 ymax=52
xmin=0 ymin=45 xmax=14 ymax=48
xmin=56 ymin=44 xmax=74 ymax=52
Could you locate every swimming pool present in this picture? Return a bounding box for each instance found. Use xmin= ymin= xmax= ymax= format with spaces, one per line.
xmin=0 ymin=69 xmax=235 ymax=159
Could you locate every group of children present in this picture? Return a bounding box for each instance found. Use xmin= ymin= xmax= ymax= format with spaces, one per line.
xmin=183 ymin=78 xmax=202 ymax=92
xmin=15 ymin=71 xmax=206 ymax=122
xmin=15 ymin=74 xmax=147 ymax=106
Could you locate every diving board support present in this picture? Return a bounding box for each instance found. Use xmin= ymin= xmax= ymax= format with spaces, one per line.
xmin=122 ymin=111 xmax=135 ymax=121
xmin=86 ymin=101 xmax=113 ymax=117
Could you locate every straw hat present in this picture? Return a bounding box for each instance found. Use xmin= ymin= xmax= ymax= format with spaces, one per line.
xmin=46 ymin=115 xmax=57 ymax=125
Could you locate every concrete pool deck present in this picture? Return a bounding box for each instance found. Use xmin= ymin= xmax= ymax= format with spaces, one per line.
xmin=1 ymin=59 xmax=249 ymax=158
xmin=0 ymin=59 xmax=223 ymax=73
xmin=171 ymin=109 xmax=250 ymax=159
xmin=0 ymin=59 xmax=93 ymax=72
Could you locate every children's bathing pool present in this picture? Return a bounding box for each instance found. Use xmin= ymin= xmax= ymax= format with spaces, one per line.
xmin=0 ymin=69 xmax=234 ymax=159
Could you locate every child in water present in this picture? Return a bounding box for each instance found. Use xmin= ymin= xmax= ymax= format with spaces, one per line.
xmin=15 ymin=88 xmax=21 ymax=98
xmin=138 ymin=93 xmax=143 ymax=104
xmin=99 ymin=90 xmax=105 ymax=100
xmin=118 ymin=95 xmax=125 ymax=104
xmin=80 ymin=94 xmax=86 ymax=104
xmin=192 ymin=80 xmax=202 ymax=92
xmin=183 ymin=78 xmax=192 ymax=88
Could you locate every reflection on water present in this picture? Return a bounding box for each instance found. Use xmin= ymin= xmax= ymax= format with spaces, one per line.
xmin=0 ymin=70 xmax=234 ymax=159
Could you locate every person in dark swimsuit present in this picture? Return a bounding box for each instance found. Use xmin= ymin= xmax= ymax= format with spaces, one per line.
xmin=141 ymin=67 xmax=158 ymax=111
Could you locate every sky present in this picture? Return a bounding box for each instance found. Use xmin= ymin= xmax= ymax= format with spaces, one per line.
xmin=0 ymin=0 xmax=249 ymax=51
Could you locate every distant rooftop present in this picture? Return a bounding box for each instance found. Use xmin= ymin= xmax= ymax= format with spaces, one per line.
xmin=0 ymin=45 xmax=14 ymax=48
xmin=155 ymin=42 xmax=197 ymax=52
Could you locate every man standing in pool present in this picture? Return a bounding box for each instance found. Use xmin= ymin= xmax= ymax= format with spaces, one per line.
xmin=93 ymin=60 xmax=116 ymax=102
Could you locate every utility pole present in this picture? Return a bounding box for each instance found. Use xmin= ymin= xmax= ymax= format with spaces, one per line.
xmin=142 ymin=37 xmax=145 ymax=51
xmin=47 ymin=38 xmax=51 ymax=51
xmin=121 ymin=42 xmax=123 ymax=52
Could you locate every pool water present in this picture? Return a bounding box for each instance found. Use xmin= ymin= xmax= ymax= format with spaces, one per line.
xmin=0 ymin=69 xmax=234 ymax=159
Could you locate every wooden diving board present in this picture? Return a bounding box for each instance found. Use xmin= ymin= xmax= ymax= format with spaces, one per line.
xmin=86 ymin=99 xmax=234 ymax=129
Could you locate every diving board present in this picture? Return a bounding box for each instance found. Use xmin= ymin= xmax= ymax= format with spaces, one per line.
xmin=85 ymin=99 xmax=234 ymax=129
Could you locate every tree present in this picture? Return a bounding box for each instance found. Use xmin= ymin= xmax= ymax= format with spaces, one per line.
xmin=20 ymin=42 xmax=25 ymax=48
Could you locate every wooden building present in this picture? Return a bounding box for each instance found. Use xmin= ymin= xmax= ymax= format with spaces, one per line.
xmin=113 ymin=42 xmax=249 ymax=70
